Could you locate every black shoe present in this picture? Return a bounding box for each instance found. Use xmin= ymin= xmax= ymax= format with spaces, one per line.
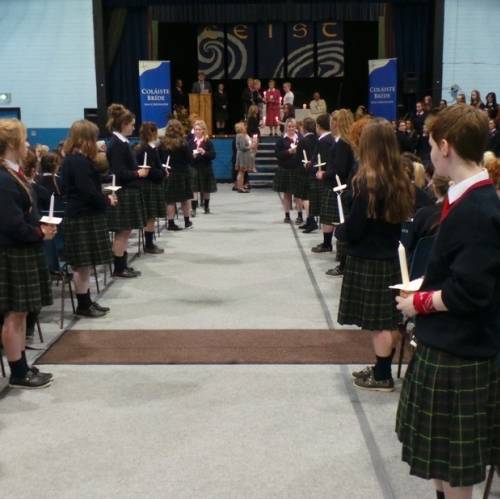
xmin=167 ymin=223 xmax=182 ymax=231
xmin=326 ymin=265 xmax=344 ymax=276
xmin=232 ymin=186 xmax=238 ymax=191
xmin=354 ymin=372 xmax=395 ymax=392
xmin=284 ymin=216 xmax=291 ymax=224
xmin=352 ymin=366 xmax=373 ymax=379
xmin=28 ymin=366 xmax=53 ymax=381
xmin=204 ymin=208 xmax=210 ymax=214
xmin=113 ymin=268 xmax=140 ymax=278
xmin=185 ymin=221 xmax=193 ymax=229
xmin=295 ymin=216 xmax=304 ymax=225
xmin=91 ymin=302 xmax=110 ymax=313
xmin=298 ymin=222 xmax=309 ymax=230
xmin=191 ymin=209 xmax=197 ymax=218
xmin=302 ymin=223 xmax=319 ymax=233
xmin=144 ymin=245 xmax=164 ymax=254
xmin=311 ymin=243 xmax=332 ymax=253
xmin=75 ymin=304 xmax=107 ymax=318
xmin=9 ymin=370 xmax=53 ymax=389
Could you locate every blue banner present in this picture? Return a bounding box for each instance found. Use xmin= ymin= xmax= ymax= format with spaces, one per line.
xmin=138 ymin=60 xmax=172 ymax=131
xmin=368 ymin=58 xmax=397 ymax=121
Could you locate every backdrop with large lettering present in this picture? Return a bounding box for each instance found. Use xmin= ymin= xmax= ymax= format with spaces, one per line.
xmin=316 ymin=22 xmax=344 ymax=78
xmin=197 ymin=25 xmax=225 ymax=79
xmin=257 ymin=23 xmax=285 ymax=78
xmin=197 ymin=22 xmax=344 ymax=80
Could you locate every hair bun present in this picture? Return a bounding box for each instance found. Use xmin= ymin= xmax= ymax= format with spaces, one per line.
xmin=107 ymin=103 xmax=126 ymax=119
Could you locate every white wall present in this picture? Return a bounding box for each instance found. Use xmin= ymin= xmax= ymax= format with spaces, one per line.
xmin=0 ymin=0 xmax=97 ymax=128
xmin=442 ymin=0 xmax=500 ymax=103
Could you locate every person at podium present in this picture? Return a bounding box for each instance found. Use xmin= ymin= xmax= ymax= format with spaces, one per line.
xmin=191 ymin=72 xmax=212 ymax=94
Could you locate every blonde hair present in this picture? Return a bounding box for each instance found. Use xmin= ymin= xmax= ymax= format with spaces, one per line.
xmin=63 ymin=120 xmax=99 ymax=160
xmin=234 ymin=122 xmax=246 ymax=134
xmin=483 ymin=151 xmax=500 ymax=189
xmin=193 ymin=120 xmax=208 ymax=137
xmin=331 ymin=109 xmax=354 ymax=144
xmin=0 ymin=119 xmax=32 ymax=201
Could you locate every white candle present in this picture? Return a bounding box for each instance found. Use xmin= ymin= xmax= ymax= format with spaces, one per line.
xmin=143 ymin=152 xmax=147 ymax=167
xmin=303 ymin=149 xmax=308 ymax=162
xmin=166 ymin=155 xmax=170 ymax=168
xmin=337 ymin=193 xmax=345 ymax=224
xmin=398 ymin=241 xmax=410 ymax=285
xmin=317 ymin=153 xmax=321 ymax=164
xmin=336 ymin=174 xmax=342 ymax=187
xmin=112 ymin=174 xmax=116 ymax=187
xmin=49 ymin=193 xmax=54 ymax=218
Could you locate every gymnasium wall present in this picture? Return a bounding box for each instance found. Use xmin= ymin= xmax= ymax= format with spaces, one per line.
xmin=0 ymin=0 xmax=97 ymax=147
xmin=442 ymin=0 xmax=500 ymax=103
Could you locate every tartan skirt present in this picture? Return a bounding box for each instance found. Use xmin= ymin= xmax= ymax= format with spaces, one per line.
xmin=396 ymin=344 xmax=500 ymax=486
xmin=338 ymin=255 xmax=402 ymax=330
xmin=320 ymin=188 xmax=343 ymax=225
xmin=107 ymin=188 xmax=146 ymax=232
xmin=0 ymin=244 xmax=52 ymax=313
xmin=293 ymin=168 xmax=309 ymax=200
xmin=164 ymin=170 xmax=193 ymax=203
xmin=63 ymin=213 xmax=112 ymax=268
xmin=308 ymin=178 xmax=324 ymax=217
xmin=191 ymin=165 xmax=217 ymax=194
xmin=141 ymin=181 xmax=165 ymax=220
xmin=273 ymin=168 xmax=296 ymax=194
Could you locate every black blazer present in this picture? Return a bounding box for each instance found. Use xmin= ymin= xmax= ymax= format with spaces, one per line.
xmin=188 ymin=138 xmax=216 ymax=168
xmin=324 ymin=138 xmax=355 ymax=188
xmin=136 ymin=144 xmax=166 ymax=184
xmin=159 ymin=142 xmax=193 ymax=173
xmin=106 ymin=135 xmax=141 ymax=189
xmin=275 ymin=136 xmax=300 ymax=170
xmin=297 ymin=133 xmax=318 ymax=177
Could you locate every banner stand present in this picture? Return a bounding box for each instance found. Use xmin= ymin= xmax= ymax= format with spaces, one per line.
xmin=368 ymin=58 xmax=397 ymax=121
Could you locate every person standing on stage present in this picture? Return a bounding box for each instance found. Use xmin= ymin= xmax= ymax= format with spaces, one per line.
xmin=0 ymin=118 xmax=55 ymax=388
xmin=309 ymin=92 xmax=327 ymax=119
xmin=274 ymin=118 xmax=300 ymax=223
xmin=135 ymin=122 xmax=166 ymax=254
xmin=264 ymin=80 xmax=281 ymax=136
xmin=396 ymin=105 xmax=500 ymax=499
xmin=191 ymin=71 xmax=212 ymax=94
xmin=213 ymin=82 xmax=229 ymax=133
xmin=241 ymin=78 xmax=254 ymax=119
xmin=336 ymin=118 xmax=413 ymax=392
xmin=61 ymin=120 xmax=116 ymax=317
xmin=106 ymin=103 xmax=149 ymax=278
xmin=189 ymin=119 xmax=217 ymax=215
xmin=252 ymin=79 xmax=265 ymax=121
xmin=161 ymin=119 xmax=194 ymax=230
xmin=283 ymin=82 xmax=294 ymax=108
xmin=172 ymin=79 xmax=188 ymax=110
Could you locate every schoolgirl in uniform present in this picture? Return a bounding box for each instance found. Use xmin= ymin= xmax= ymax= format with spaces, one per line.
xmin=336 ymin=118 xmax=414 ymax=392
xmin=0 ymin=119 xmax=55 ymax=388
xmin=61 ymin=120 xmax=116 ymax=317
xmin=396 ymin=105 xmax=500 ymax=499
xmin=106 ymin=104 xmax=149 ymax=277
xmin=135 ymin=122 xmax=166 ymax=253
xmin=188 ymin=120 xmax=217 ymax=215
xmin=274 ymin=118 xmax=299 ymax=223
xmin=160 ymin=119 xmax=193 ymax=231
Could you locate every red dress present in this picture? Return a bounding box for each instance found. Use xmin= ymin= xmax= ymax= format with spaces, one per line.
xmin=265 ymin=88 xmax=281 ymax=126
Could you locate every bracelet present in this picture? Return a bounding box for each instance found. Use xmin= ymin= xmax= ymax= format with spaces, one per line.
xmin=413 ymin=291 xmax=436 ymax=315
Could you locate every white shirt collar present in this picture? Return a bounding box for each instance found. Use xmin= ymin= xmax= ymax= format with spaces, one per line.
xmin=4 ymin=159 xmax=19 ymax=173
xmin=113 ymin=131 xmax=128 ymax=143
xmin=319 ymin=132 xmax=330 ymax=140
xmin=448 ymin=169 xmax=490 ymax=204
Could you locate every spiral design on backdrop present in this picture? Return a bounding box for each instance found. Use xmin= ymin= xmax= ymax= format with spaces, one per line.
xmin=197 ymin=28 xmax=225 ymax=79
xmin=226 ymin=33 xmax=248 ymax=79
xmin=317 ymin=40 xmax=344 ymax=78
xmin=273 ymin=44 xmax=314 ymax=78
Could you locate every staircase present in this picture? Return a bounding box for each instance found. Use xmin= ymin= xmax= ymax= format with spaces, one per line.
xmin=249 ymin=136 xmax=278 ymax=188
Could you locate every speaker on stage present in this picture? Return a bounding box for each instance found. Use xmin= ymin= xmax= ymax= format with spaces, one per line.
xmin=84 ymin=108 xmax=106 ymax=136
xmin=403 ymin=72 xmax=419 ymax=95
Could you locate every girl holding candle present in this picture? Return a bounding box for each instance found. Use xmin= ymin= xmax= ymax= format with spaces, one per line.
xmin=135 ymin=122 xmax=166 ymax=253
xmin=188 ymin=120 xmax=217 ymax=215
xmin=396 ymin=105 xmax=500 ymax=499
xmin=106 ymin=104 xmax=149 ymax=277
xmin=0 ymin=119 xmax=55 ymax=388
xmin=160 ymin=119 xmax=194 ymax=230
xmin=61 ymin=120 xmax=117 ymax=317
xmin=274 ymin=118 xmax=300 ymax=223
xmin=335 ymin=118 xmax=414 ymax=391
xmin=264 ymin=80 xmax=281 ymax=136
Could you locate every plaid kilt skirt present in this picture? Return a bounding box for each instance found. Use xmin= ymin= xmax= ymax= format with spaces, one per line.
xmin=308 ymin=178 xmax=323 ymax=217
xmin=141 ymin=181 xmax=165 ymax=220
xmin=63 ymin=213 xmax=112 ymax=268
xmin=396 ymin=344 xmax=500 ymax=486
xmin=164 ymin=170 xmax=193 ymax=203
xmin=273 ymin=167 xmax=297 ymax=194
xmin=190 ymin=165 xmax=217 ymax=194
xmin=293 ymin=168 xmax=309 ymax=200
xmin=0 ymin=244 xmax=52 ymax=313
xmin=320 ymin=188 xmax=345 ymax=225
xmin=107 ymin=188 xmax=146 ymax=232
xmin=338 ymin=255 xmax=402 ymax=330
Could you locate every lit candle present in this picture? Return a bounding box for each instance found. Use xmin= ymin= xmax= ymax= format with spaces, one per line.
xmin=49 ymin=193 xmax=54 ymax=218
xmin=143 ymin=152 xmax=147 ymax=167
xmin=398 ymin=241 xmax=410 ymax=286
xmin=275 ymin=116 xmax=279 ymax=124
xmin=337 ymin=193 xmax=344 ymax=223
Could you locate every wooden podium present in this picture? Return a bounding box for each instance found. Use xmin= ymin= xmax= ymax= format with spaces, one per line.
xmin=189 ymin=93 xmax=212 ymax=135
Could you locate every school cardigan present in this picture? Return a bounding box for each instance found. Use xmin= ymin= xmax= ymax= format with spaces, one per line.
xmin=324 ymin=138 xmax=355 ymax=188
xmin=61 ymin=154 xmax=108 ymax=218
xmin=275 ymin=136 xmax=300 ymax=169
xmin=135 ymin=144 xmax=166 ymax=184
xmin=188 ymin=138 xmax=216 ymax=167
xmin=159 ymin=142 xmax=192 ymax=173
xmin=106 ymin=135 xmax=141 ymax=188
xmin=312 ymin=133 xmax=335 ymax=177
xmin=416 ymin=183 xmax=500 ymax=359
xmin=0 ymin=168 xmax=43 ymax=247
xmin=335 ymin=189 xmax=401 ymax=260
xmin=296 ymin=133 xmax=318 ymax=173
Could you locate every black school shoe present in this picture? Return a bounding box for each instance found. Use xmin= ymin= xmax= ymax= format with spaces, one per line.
xmin=353 ymin=371 xmax=394 ymax=392
xmin=92 ymin=302 xmax=110 ymax=313
xmin=311 ymin=243 xmax=332 ymax=253
xmin=302 ymin=222 xmax=319 ymax=233
xmin=9 ymin=369 xmax=53 ymax=389
xmin=352 ymin=366 xmax=373 ymax=379
xmin=144 ymin=244 xmax=164 ymax=254
xmin=185 ymin=221 xmax=193 ymax=229
xmin=295 ymin=216 xmax=304 ymax=225
xmin=284 ymin=216 xmax=291 ymax=224
xmin=167 ymin=223 xmax=182 ymax=231
xmin=75 ymin=304 xmax=107 ymax=318
xmin=326 ymin=265 xmax=344 ymax=277
xmin=29 ymin=366 xmax=53 ymax=380
xmin=113 ymin=268 xmax=140 ymax=278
